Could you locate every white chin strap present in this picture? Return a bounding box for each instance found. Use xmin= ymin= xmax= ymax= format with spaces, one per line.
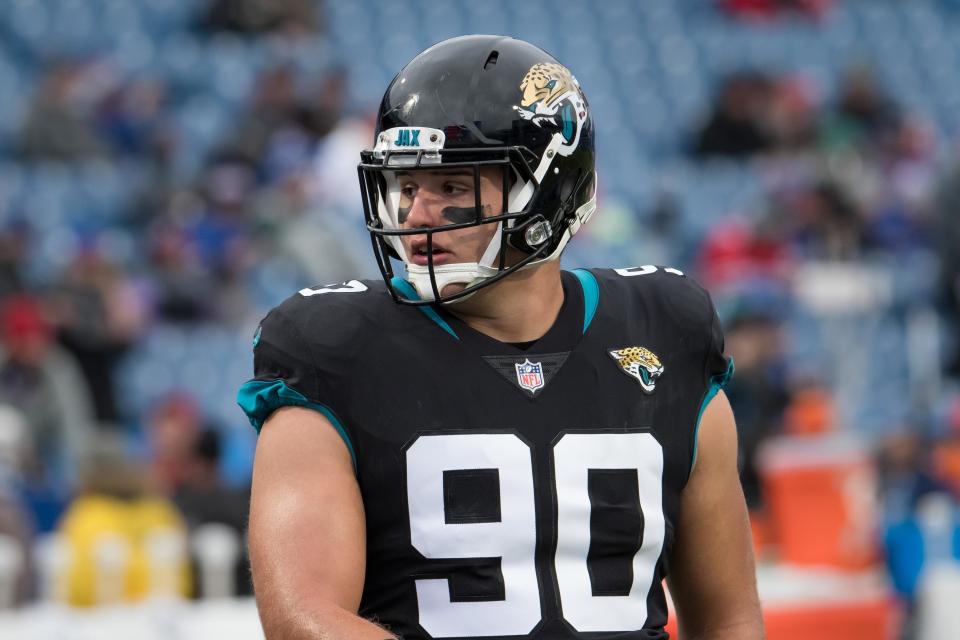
xmin=406 ymin=261 xmax=498 ymax=302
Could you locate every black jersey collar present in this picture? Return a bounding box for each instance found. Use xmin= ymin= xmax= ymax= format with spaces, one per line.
xmin=389 ymin=277 xmax=459 ymax=339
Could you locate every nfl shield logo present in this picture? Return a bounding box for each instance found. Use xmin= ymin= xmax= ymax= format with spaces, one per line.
xmin=515 ymin=359 xmax=544 ymax=394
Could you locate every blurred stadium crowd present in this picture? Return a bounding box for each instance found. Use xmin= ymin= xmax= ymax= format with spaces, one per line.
xmin=0 ymin=0 xmax=958 ymax=637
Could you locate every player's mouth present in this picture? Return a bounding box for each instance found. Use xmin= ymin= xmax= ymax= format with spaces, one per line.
xmin=409 ymin=240 xmax=452 ymax=266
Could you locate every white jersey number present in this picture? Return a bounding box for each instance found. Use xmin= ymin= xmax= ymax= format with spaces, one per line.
xmin=298 ymin=279 xmax=368 ymax=296
xmin=405 ymin=432 xmax=665 ymax=637
xmin=614 ymin=265 xmax=684 ymax=277
xmin=407 ymin=434 xmax=540 ymax=637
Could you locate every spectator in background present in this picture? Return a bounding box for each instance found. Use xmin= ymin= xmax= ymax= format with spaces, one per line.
xmin=95 ymin=78 xmax=172 ymax=160
xmin=0 ymin=296 xmax=95 ymax=492
xmin=722 ymin=307 xmax=791 ymax=508
xmin=145 ymin=149 xmax=259 ymax=326
xmin=720 ymin=0 xmax=832 ymax=21
xmin=49 ymin=241 xmax=148 ymax=424
xmin=302 ymin=68 xmax=374 ymax=216
xmin=0 ymin=222 xmax=29 ymax=300
xmin=0 ymin=405 xmax=36 ymax=606
xmin=821 ymin=66 xmax=901 ymax=153
xmin=876 ymin=405 xmax=960 ymax=631
xmin=695 ymin=71 xmax=820 ymax=158
xmin=261 ymin=70 xmax=345 ymax=184
xmin=173 ymin=428 xmax=252 ymax=597
xmin=17 ymin=60 xmax=110 ymax=161
xmin=145 ymin=393 xmax=204 ymax=496
xmin=696 ymin=214 xmax=793 ymax=291
xmin=113 ymin=79 xmax=181 ymax=234
xmin=250 ymin=166 xmax=367 ymax=286
xmin=186 ymin=156 xmax=255 ymax=282
xmin=766 ymin=75 xmax=819 ymax=153
xmin=931 ymin=158 xmax=960 ymax=377
xmin=931 ymin=400 xmax=960 ymax=499
xmin=239 ymin=66 xmax=371 ymax=284
xmin=693 ymin=71 xmax=775 ymax=158
xmin=146 ymin=204 xmax=219 ymax=323
xmin=217 ymin=65 xmax=299 ymax=169
xmin=218 ymin=65 xmax=348 ymax=192
xmin=877 ymin=430 xmax=948 ymax=526
xmin=774 ymin=179 xmax=866 ymax=260
xmin=184 ymin=156 xmax=256 ymax=324
xmin=57 ymin=434 xmax=190 ymax=606
xmin=863 ymin=117 xmax=936 ymax=256
xmin=836 ymin=66 xmax=899 ymax=136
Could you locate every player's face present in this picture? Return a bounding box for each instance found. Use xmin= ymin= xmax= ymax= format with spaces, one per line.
xmin=395 ymin=167 xmax=505 ymax=267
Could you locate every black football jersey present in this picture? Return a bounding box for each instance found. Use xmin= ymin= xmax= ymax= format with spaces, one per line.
xmin=238 ymin=267 xmax=732 ymax=640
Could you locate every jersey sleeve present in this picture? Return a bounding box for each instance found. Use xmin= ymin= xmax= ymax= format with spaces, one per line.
xmin=701 ymin=289 xmax=735 ymax=408
xmin=236 ymin=302 xmax=356 ymax=464
xmin=693 ymin=283 xmax=735 ymax=470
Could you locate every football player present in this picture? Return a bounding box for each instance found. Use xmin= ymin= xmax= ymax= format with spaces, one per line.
xmin=240 ymin=35 xmax=763 ymax=640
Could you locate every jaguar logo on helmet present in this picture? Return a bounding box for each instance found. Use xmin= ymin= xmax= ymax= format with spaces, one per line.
xmin=609 ymin=347 xmax=665 ymax=394
xmin=515 ymin=63 xmax=588 ymax=156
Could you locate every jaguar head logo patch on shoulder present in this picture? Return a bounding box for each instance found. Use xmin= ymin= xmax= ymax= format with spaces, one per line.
xmin=609 ymin=346 xmax=664 ymax=394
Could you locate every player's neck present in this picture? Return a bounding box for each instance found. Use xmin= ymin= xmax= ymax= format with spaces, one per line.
xmin=444 ymin=262 xmax=564 ymax=343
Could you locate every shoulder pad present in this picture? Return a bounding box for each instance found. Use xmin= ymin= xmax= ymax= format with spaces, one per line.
xmin=271 ymin=278 xmax=390 ymax=332
xmin=254 ymin=278 xmax=396 ymax=372
xmin=593 ymin=265 xmax=715 ymax=331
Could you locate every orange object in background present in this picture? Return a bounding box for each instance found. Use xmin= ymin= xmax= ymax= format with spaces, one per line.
xmin=749 ymin=508 xmax=777 ymax=559
xmin=932 ymin=441 xmax=960 ymax=497
xmin=761 ymin=598 xmax=899 ymax=640
xmin=665 ymin=596 xmax=900 ymax=640
xmin=782 ymin=386 xmax=835 ymax=436
xmin=758 ymin=433 xmax=878 ymax=569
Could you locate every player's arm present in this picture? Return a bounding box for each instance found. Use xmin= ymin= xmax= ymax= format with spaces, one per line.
xmin=248 ymin=406 xmax=398 ymax=640
xmin=667 ymin=390 xmax=764 ymax=640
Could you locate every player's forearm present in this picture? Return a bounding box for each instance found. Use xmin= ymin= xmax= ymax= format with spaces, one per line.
xmin=258 ymin=599 xmax=399 ymax=640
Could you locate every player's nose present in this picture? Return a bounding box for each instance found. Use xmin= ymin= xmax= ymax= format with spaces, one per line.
xmin=403 ymin=192 xmax=445 ymax=228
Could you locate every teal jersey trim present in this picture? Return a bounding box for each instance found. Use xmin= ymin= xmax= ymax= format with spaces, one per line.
xmin=237 ymin=379 xmax=356 ymax=467
xmin=571 ymin=269 xmax=599 ymax=334
xmin=691 ymin=357 xmax=736 ymax=473
xmin=390 ymin=277 xmax=459 ymax=339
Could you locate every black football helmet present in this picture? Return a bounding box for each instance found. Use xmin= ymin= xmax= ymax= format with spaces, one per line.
xmin=358 ymin=35 xmax=596 ymax=305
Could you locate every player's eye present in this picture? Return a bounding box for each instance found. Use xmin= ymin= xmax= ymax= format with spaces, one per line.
xmin=442 ymin=182 xmax=469 ymax=196
xmin=400 ymin=184 xmax=417 ymax=199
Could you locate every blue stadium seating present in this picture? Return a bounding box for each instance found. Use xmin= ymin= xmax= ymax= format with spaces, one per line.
xmin=0 ymin=0 xmax=955 ymax=443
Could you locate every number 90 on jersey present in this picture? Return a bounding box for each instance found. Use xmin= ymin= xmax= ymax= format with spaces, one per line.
xmin=406 ymin=431 xmax=665 ymax=637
